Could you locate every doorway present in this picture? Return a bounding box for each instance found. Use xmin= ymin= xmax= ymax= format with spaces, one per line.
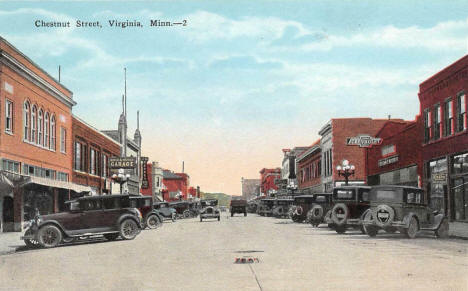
xmin=2 ymin=196 xmax=14 ymax=232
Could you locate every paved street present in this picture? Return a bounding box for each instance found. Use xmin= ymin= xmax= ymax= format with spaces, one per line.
xmin=1 ymin=213 xmax=467 ymax=291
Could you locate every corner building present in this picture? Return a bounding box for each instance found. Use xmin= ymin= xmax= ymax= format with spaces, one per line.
xmin=0 ymin=37 xmax=87 ymax=232
xmin=419 ymin=55 xmax=467 ymax=221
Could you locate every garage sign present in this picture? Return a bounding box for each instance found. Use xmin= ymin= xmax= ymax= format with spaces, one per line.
xmin=346 ymin=135 xmax=382 ymax=148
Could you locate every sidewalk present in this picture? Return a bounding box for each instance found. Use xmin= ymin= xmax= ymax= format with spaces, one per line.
xmin=449 ymin=222 xmax=468 ymax=240
xmin=0 ymin=231 xmax=25 ymax=255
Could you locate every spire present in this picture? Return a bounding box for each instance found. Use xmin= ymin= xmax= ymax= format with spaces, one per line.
xmin=134 ymin=110 xmax=141 ymax=146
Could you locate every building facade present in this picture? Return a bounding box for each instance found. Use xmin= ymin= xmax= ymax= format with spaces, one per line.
xmin=366 ymin=118 xmax=423 ymax=188
xmin=161 ymin=170 xmax=190 ymax=201
xmin=0 ymin=37 xmax=89 ymax=232
xmin=72 ymin=116 xmax=121 ymax=195
xmin=259 ymin=168 xmax=281 ymax=196
xmin=280 ymin=146 xmax=309 ymax=190
xmin=297 ymin=140 xmax=322 ymax=194
xmin=419 ymin=55 xmax=467 ymax=221
xmin=319 ymin=118 xmax=398 ymax=192
xmin=241 ymin=177 xmax=260 ymax=200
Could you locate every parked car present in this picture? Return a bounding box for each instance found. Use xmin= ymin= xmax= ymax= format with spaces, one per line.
xmin=329 ymin=186 xmax=372 ymax=234
xmin=230 ymin=199 xmax=247 ymax=217
xmin=169 ymin=201 xmax=199 ymax=218
xmin=362 ymin=185 xmax=449 ymax=238
xmin=272 ymin=198 xmax=293 ymax=218
xmin=21 ymin=195 xmax=142 ymax=248
xmin=129 ymin=196 xmax=163 ymax=229
xmin=153 ymin=202 xmax=177 ymax=222
xmin=290 ymin=195 xmax=316 ymax=223
xmin=257 ymin=198 xmax=275 ymax=217
xmin=199 ymin=199 xmax=220 ymax=222
xmin=305 ymin=193 xmax=333 ymax=227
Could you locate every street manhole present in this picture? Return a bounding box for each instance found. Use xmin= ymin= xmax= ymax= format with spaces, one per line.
xmin=234 ymin=256 xmax=260 ymax=264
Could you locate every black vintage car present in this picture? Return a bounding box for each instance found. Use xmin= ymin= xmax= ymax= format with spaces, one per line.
xmin=290 ymin=195 xmax=316 ymax=223
xmin=230 ymin=199 xmax=247 ymax=216
xmin=169 ymin=201 xmax=199 ymax=218
xmin=199 ymin=199 xmax=220 ymax=222
xmin=272 ymin=198 xmax=294 ymax=218
xmin=129 ymin=196 xmax=164 ymax=229
xmin=329 ymin=186 xmax=372 ymax=234
xmin=362 ymin=185 xmax=449 ymax=238
xmin=257 ymin=198 xmax=276 ymax=217
xmin=153 ymin=202 xmax=177 ymax=221
xmin=21 ymin=195 xmax=142 ymax=248
xmin=305 ymin=193 xmax=333 ymax=227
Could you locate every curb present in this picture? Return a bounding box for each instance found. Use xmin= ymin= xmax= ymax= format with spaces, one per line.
xmin=449 ymin=234 xmax=468 ymax=241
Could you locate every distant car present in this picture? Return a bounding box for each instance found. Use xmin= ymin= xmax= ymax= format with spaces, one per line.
xmin=199 ymin=199 xmax=220 ymax=222
xmin=21 ymin=195 xmax=142 ymax=248
xmin=219 ymin=206 xmax=227 ymax=212
xmin=272 ymin=198 xmax=293 ymax=218
xmin=290 ymin=195 xmax=315 ymax=223
xmin=230 ymin=199 xmax=247 ymax=217
xmin=257 ymin=198 xmax=275 ymax=217
xmin=330 ymin=186 xmax=372 ymax=234
xmin=305 ymin=193 xmax=333 ymax=227
xmin=362 ymin=185 xmax=449 ymax=239
xmin=129 ymin=196 xmax=163 ymax=229
xmin=153 ymin=202 xmax=177 ymax=222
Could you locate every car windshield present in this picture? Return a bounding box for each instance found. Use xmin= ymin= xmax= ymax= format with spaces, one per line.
xmin=334 ymin=189 xmax=355 ymax=200
xmin=201 ymin=200 xmax=217 ymax=207
xmin=375 ymin=190 xmax=401 ymax=202
xmin=69 ymin=201 xmax=80 ymax=211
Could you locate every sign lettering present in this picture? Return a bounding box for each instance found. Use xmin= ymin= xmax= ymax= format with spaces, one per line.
xmin=109 ymin=157 xmax=136 ymax=169
xmin=346 ymin=135 xmax=382 ymax=148
xmin=141 ymin=157 xmax=149 ymax=189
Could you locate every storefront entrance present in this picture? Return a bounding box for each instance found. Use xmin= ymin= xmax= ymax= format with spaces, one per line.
xmin=2 ymin=196 xmax=14 ymax=232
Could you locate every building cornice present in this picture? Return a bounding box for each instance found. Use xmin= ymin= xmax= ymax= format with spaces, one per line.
xmin=73 ymin=115 xmax=122 ymax=148
xmin=318 ymin=121 xmax=332 ymax=136
xmin=0 ymin=50 xmax=76 ymax=108
xmin=296 ymin=144 xmax=321 ymax=163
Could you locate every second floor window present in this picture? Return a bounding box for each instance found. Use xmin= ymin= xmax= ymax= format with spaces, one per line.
xmin=382 ymin=144 xmax=396 ymax=156
xmin=38 ymin=110 xmax=43 ymax=146
xmin=444 ymin=99 xmax=453 ymax=136
xmin=102 ymin=154 xmax=108 ymax=177
xmin=23 ymin=102 xmax=30 ymax=141
xmin=90 ymin=149 xmax=96 ymax=175
xmin=31 ymin=105 xmax=37 ymax=143
xmin=50 ymin=115 xmax=56 ymax=150
xmin=44 ymin=113 xmax=49 ymax=148
xmin=424 ymin=109 xmax=431 ymax=143
xmin=5 ymin=99 xmax=13 ymax=133
xmin=457 ymin=93 xmax=466 ymax=132
xmin=60 ymin=127 xmax=66 ymax=153
xmin=74 ymin=142 xmax=81 ymax=171
xmin=434 ymin=104 xmax=441 ymax=140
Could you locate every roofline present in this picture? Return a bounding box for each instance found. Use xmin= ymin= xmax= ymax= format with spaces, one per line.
xmin=419 ymin=54 xmax=468 ymax=92
xmin=73 ymin=115 xmax=122 ymax=147
xmin=0 ymin=36 xmax=73 ymax=94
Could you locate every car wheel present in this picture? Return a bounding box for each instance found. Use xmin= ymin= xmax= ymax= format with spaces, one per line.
xmin=328 ymin=223 xmax=335 ymax=229
xmin=435 ymin=218 xmax=449 ymax=238
xmin=244 ymin=212 xmax=247 ymax=217
xmin=365 ymin=225 xmax=378 ymax=237
xmin=104 ymin=233 xmax=119 ymax=241
xmin=200 ymin=217 xmax=203 ymax=222
xmin=183 ymin=210 xmax=190 ymax=218
xmin=147 ymin=215 xmax=162 ymax=229
xmin=359 ymin=225 xmax=367 ymax=234
xmin=38 ymin=225 xmax=62 ymax=248
xmin=218 ymin=216 xmax=220 ymax=221
xmin=231 ymin=212 xmax=234 ymax=217
xmin=404 ymin=216 xmax=419 ymax=239
xmin=335 ymin=225 xmax=346 ymax=234
xmin=119 ymin=219 xmax=139 ymax=240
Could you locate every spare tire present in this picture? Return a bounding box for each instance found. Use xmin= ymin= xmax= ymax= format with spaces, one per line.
xmin=374 ymin=204 xmax=395 ymax=228
xmin=309 ymin=204 xmax=324 ymax=221
xmin=295 ymin=206 xmax=304 ymax=216
xmin=331 ymin=203 xmax=349 ymax=225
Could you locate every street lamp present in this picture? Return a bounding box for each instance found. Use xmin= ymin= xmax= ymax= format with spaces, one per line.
xmin=111 ymin=169 xmax=131 ymax=194
xmin=336 ymin=160 xmax=355 ymax=186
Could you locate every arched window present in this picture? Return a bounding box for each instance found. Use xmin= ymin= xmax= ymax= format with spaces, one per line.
xmin=31 ymin=105 xmax=37 ymax=143
xmin=23 ymin=101 xmax=30 ymax=141
xmin=38 ymin=109 xmax=43 ymax=146
xmin=50 ymin=115 xmax=56 ymax=150
xmin=44 ymin=113 xmax=49 ymax=148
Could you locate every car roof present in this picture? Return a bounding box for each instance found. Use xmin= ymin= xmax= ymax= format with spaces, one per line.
xmin=371 ymin=185 xmax=422 ymax=190
xmin=75 ymin=194 xmax=131 ymax=201
xmin=334 ymin=186 xmax=372 ymax=190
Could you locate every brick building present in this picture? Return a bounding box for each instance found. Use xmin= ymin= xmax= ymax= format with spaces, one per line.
xmin=366 ymin=117 xmax=423 ymax=188
xmin=259 ymin=168 xmax=281 ymax=196
xmin=0 ymin=37 xmax=89 ymax=232
xmin=72 ymin=115 xmax=121 ymax=195
xmin=297 ymin=140 xmax=322 ymax=194
xmin=161 ymin=170 xmax=190 ymax=201
xmin=319 ymin=118 xmax=400 ymax=192
xmin=419 ymin=55 xmax=467 ymax=221
xmin=280 ymin=146 xmax=309 ymax=190
xmin=241 ymin=178 xmax=260 ymax=200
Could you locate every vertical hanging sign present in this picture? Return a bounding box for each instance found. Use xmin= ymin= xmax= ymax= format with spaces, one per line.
xmin=141 ymin=157 xmax=149 ymax=189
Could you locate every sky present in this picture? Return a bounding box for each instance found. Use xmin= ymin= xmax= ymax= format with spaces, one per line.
xmin=0 ymin=1 xmax=467 ymax=196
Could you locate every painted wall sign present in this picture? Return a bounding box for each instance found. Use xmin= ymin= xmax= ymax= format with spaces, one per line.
xmin=109 ymin=157 xmax=136 ymax=169
xmin=378 ymin=155 xmax=399 ymax=167
xmin=141 ymin=156 xmax=149 ymax=189
xmin=346 ymin=135 xmax=382 ymax=148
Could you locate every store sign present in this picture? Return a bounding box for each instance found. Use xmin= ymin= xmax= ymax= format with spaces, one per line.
xmin=275 ymin=179 xmax=287 ymax=186
xmin=141 ymin=157 xmax=149 ymax=189
xmin=431 ymin=173 xmax=447 ymax=182
xmin=378 ymin=155 xmax=399 ymax=167
xmin=346 ymin=135 xmax=382 ymax=148
xmin=109 ymin=157 xmax=136 ymax=169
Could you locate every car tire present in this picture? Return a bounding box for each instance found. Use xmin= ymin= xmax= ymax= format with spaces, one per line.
xmin=183 ymin=210 xmax=190 ymax=218
xmin=200 ymin=217 xmax=203 ymax=222
xmin=231 ymin=213 xmax=234 ymax=217
xmin=435 ymin=218 xmax=449 ymax=238
xmin=218 ymin=216 xmax=220 ymax=221
xmin=38 ymin=225 xmax=62 ymax=248
xmin=335 ymin=225 xmax=346 ymax=234
xmin=104 ymin=233 xmax=119 ymax=241
xmin=359 ymin=225 xmax=367 ymax=234
xmin=331 ymin=203 xmax=349 ymax=226
xmin=244 ymin=212 xmax=247 ymax=217
xmin=404 ymin=216 xmax=419 ymax=239
xmin=119 ymin=219 xmax=139 ymax=240
xmin=365 ymin=225 xmax=378 ymax=237
xmin=147 ymin=215 xmax=162 ymax=229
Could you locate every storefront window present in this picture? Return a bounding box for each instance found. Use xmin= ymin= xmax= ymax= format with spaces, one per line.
xmin=452 ymin=178 xmax=468 ymax=221
xmin=451 ymin=152 xmax=468 ymax=175
xmin=427 ymin=158 xmax=447 ymax=178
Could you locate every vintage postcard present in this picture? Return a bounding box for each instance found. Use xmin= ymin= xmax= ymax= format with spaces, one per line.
xmin=0 ymin=1 xmax=467 ymax=290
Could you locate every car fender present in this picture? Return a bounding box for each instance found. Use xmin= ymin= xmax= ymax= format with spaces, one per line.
xmin=433 ymin=213 xmax=446 ymax=229
xmin=361 ymin=209 xmax=372 ymax=221
xmin=402 ymin=212 xmax=419 ymax=228
xmin=117 ymin=214 xmax=142 ymax=229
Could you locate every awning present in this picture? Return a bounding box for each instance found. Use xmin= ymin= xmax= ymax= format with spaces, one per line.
xmin=20 ymin=175 xmax=92 ymax=193
xmin=0 ymin=171 xmax=28 ymax=192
